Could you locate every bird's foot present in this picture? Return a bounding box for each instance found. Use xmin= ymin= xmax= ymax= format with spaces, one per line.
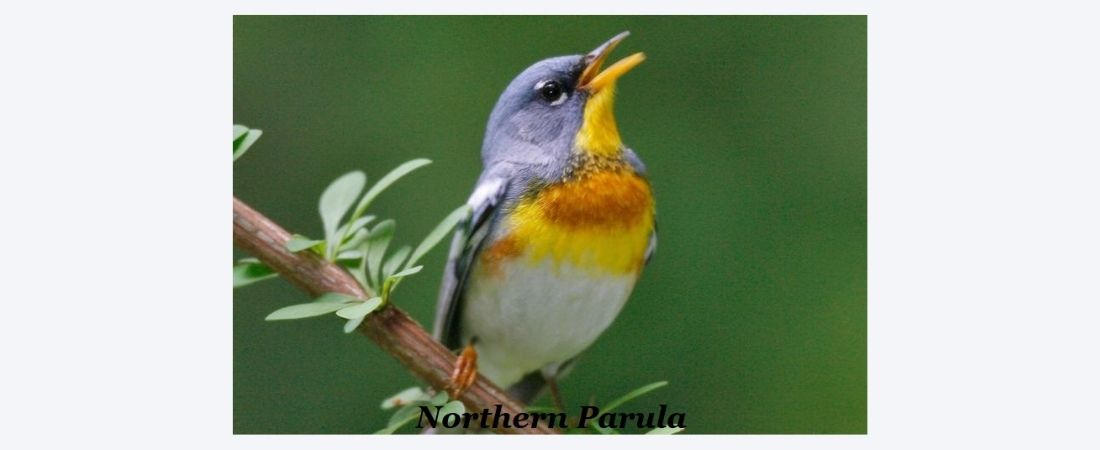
xmin=447 ymin=343 xmax=478 ymax=399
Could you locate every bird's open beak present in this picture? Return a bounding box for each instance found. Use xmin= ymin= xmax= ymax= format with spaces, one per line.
xmin=578 ymin=31 xmax=646 ymax=93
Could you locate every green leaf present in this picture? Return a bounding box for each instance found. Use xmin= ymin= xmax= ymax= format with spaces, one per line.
xmin=314 ymin=292 xmax=360 ymax=304
xmin=335 ymin=297 xmax=382 ymax=319
xmin=602 ymin=381 xmax=669 ymax=413
xmin=429 ymin=391 xmax=450 ymax=406
xmin=285 ymin=234 xmax=324 ymax=252
xmin=232 ymin=125 xmax=249 ymax=141
xmin=342 ymin=229 xmax=370 ymax=253
xmin=381 ymin=402 xmax=429 ymax=432
xmin=351 ymin=159 xmax=431 ymax=220
xmin=342 ymin=215 xmax=376 ymax=234
xmin=337 ymin=249 xmax=364 ymax=260
xmin=340 ymin=159 xmax=430 ymax=254
xmin=337 ymin=216 xmax=375 ymax=246
xmin=381 ymin=262 xmax=419 ymax=300
xmin=382 ymin=245 xmax=411 ymax=280
xmin=381 ymin=387 xmax=428 ymax=410
xmin=348 ymin=262 xmax=369 ymax=292
xmin=343 ymin=314 xmax=367 ymax=334
xmin=646 ymin=426 xmax=684 ymax=435
xmin=334 ymin=213 xmax=376 ymax=256
xmin=390 ymin=265 xmax=423 ymax=278
xmin=406 ymin=204 xmax=471 ymax=270
xmin=233 ymin=261 xmax=277 ymax=288
xmin=319 ymin=171 xmax=366 ymax=256
xmin=232 ymin=126 xmax=262 ymax=162
xmin=439 ymin=399 xmax=465 ymax=417
xmin=265 ymin=301 xmax=350 ymax=321
xmin=336 ymin=249 xmax=364 ymax=260
xmin=365 ymin=220 xmax=395 ymax=288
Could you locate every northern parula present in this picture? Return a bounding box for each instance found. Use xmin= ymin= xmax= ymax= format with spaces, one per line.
xmin=434 ymin=32 xmax=655 ymax=408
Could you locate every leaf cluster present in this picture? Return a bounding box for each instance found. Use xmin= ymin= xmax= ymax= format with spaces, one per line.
xmin=375 ymin=387 xmax=464 ymax=434
xmin=232 ymin=124 xmax=470 ymax=333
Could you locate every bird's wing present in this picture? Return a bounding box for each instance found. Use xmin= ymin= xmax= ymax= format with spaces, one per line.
xmin=644 ymin=219 xmax=658 ymax=265
xmin=622 ymin=146 xmax=657 ymax=266
xmin=433 ymin=175 xmax=509 ymax=349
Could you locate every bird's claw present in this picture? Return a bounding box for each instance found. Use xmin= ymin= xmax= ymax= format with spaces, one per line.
xmin=447 ymin=343 xmax=478 ymax=399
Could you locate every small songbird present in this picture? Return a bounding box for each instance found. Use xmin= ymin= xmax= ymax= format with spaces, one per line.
xmin=434 ymin=32 xmax=655 ymax=409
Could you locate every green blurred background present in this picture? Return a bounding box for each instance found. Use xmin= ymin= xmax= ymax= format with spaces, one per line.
xmin=233 ymin=16 xmax=865 ymax=434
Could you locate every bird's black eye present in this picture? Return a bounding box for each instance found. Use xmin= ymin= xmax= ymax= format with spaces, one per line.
xmin=539 ymin=81 xmax=562 ymax=101
xmin=535 ymin=80 xmax=567 ymax=105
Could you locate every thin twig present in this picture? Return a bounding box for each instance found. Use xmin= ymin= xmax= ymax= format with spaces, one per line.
xmin=232 ymin=197 xmax=557 ymax=435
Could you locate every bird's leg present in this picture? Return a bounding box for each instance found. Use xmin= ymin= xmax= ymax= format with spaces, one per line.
xmin=546 ymin=375 xmax=566 ymax=413
xmin=447 ymin=342 xmax=478 ymax=399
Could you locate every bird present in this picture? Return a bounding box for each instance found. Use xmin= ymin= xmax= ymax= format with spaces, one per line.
xmin=434 ymin=31 xmax=656 ymax=412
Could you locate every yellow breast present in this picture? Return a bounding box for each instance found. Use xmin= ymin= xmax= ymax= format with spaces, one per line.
xmin=481 ymin=170 xmax=654 ymax=276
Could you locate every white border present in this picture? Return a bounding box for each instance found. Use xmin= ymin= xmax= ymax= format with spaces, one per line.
xmin=1 ymin=1 xmax=1098 ymax=449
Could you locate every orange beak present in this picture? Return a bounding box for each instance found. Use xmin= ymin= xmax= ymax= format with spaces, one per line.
xmin=578 ymin=31 xmax=646 ymax=93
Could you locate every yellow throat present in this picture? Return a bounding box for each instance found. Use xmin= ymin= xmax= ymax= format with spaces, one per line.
xmin=575 ymin=83 xmax=623 ymax=157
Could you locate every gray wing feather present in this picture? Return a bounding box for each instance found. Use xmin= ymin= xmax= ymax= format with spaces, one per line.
xmin=623 ymin=147 xmax=657 ymax=266
xmin=433 ymin=176 xmax=509 ymax=349
xmin=645 ymin=220 xmax=658 ymax=265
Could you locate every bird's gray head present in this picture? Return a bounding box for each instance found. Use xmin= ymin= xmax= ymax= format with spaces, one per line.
xmin=481 ymin=55 xmax=586 ymax=166
xmin=480 ymin=32 xmax=646 ymax=168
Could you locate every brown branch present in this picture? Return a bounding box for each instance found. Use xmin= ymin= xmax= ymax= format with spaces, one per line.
xmin=233 ymin=197 xmax=557 ymax=435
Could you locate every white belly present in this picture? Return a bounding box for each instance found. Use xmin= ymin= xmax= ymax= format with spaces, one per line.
xmin=460 ymin=259 xmax=637 ymax=388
